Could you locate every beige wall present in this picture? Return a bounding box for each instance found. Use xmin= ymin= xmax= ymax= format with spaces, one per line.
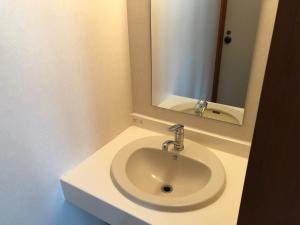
xmin=128 ymin=0 xmax=278 ymax=142
xmin=0 ymin=1 xmax=131 ymax=224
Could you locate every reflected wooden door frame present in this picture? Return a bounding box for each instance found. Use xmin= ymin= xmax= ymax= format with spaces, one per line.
xmin=212 ymin=0 xmax=228 ymax=102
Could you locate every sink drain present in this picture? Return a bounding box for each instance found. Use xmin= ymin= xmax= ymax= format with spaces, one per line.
xmin=161 ymin=184 xmax=173 ymax=193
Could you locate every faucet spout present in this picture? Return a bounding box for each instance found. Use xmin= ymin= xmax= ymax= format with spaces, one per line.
xmin=161 ymin=124 xmax=184 ymax=152
xmin=162 ymin=140 xmax=175 ymax=152
xmin=195 ymin=98 xmax=208 ymax=116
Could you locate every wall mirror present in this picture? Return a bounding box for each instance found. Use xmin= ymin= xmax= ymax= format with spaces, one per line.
xmin=151 ymin=0 xmax=263 ymax=125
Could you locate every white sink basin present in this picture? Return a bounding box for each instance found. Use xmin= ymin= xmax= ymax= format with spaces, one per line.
xmin=171 ymin=102 xmax=243 ymax=125
xmin=111 ymin=136 xmax=226 ymax=211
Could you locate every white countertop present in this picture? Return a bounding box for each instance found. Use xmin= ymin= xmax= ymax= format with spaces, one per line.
xmin=61 ymin=126 xmax=248 ymax=225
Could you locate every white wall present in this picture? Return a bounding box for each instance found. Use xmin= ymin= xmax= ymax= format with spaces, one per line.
xmin=128 ymin=0 xmax=278 ymax=142
xmin=0 ymin=1 xmax=132 ymax=225
xmin=151 ymin=0 xmax=220 ymax=104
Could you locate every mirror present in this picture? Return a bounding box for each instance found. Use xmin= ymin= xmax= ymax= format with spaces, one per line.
xmin=151 ymin=0 xmax=263 ymax=125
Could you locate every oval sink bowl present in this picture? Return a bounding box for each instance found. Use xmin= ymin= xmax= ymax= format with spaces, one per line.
xmin=171 ymin=102 xmax=243 ymax=125
xmin=111 ymin=136 xmax=226 ymax=211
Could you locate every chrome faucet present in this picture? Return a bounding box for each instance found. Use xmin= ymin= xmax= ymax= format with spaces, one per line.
xmin=195 ymin=98 xmax=208 ymax=116
xmin=162 ymin=124 xmax=184 ymax=152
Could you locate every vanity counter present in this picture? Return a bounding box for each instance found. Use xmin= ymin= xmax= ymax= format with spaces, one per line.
xmin=61 ymin=126 xmax=249 ymax=225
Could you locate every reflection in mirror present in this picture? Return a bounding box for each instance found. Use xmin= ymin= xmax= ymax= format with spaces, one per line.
xmin=151 ymin=0 xmax=263 ymax=125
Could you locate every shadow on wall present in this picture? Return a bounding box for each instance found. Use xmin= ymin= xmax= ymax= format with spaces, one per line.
xmin=56 ymin=188 xmax=108 ymax=225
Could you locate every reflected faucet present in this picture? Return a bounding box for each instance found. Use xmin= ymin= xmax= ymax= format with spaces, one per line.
xmin=162 ymin=124 xmax=184 ymax=152
xmin=195 ymin=98 xmax=208 ymax=116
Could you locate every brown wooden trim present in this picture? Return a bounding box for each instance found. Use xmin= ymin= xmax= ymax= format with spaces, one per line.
xmin=212 ymin=0 xmax=227 ymax=102
xmin=238 ymin=0 xmax=300 ymax=224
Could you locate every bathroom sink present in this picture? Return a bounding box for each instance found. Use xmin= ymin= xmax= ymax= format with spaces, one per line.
xmin=183 ymin=107 xmax=239 ymax=124
xmin=171 ymin=102 xmax=243 ymax=125
xmin=111 ymin=136 xmax=226 ymax=211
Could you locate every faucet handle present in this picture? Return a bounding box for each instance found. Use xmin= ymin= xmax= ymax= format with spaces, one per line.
xmin=168 ymin=124 xmax=184 ymax=133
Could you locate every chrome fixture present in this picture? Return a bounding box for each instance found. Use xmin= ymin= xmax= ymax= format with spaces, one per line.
xmin=162 ymin=124 xmax=184 ymax=152
xmin=195 ymin=98 xmax=208 ymax=116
